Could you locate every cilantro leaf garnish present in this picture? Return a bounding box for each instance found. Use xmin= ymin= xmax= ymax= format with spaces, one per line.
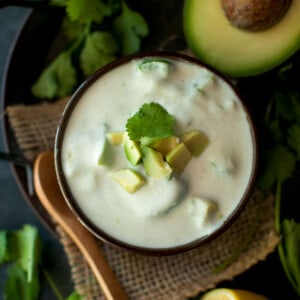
xmin=126 ymin=102 xmax=175 ymax=147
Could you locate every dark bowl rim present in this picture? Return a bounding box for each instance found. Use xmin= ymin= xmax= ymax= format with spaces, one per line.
xmin=54 ymin=50 xmax=258 ymax=256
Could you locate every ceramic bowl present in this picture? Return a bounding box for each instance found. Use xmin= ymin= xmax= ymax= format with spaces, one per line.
xmin=55 ymin=51 xmax=258 ymax=256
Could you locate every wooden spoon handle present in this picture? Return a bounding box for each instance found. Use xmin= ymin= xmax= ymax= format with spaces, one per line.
xmin=34 ymin=151 xmax=128 ymax=300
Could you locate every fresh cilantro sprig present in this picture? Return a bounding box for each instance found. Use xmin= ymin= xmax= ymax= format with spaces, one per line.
xmin=0 ymin=225 xmax=41 ymax=299
xmin=113 ymin=0 xmax=150 ymax=55
xmin=31 ymin=0 xmax=149 ymax=100
xmin=257 ymin=64 xmax=300 ymax=296
xmin=126 ymin=102 xmax=175 ymax=147
xmin=0 ymin=225 xmax=82 ymax=300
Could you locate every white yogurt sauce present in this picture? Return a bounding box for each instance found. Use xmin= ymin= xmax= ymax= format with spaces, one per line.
xmin=61 ymin=57 xmax=255 ymax=249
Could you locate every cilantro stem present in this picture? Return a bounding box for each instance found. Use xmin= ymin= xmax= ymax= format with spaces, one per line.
xmin=68 ymin=30 xmax=87 ymax=55
xmin=277 ymin=241 xmax=299 ymax=293
xmin=274 ymin=180 xmax=282 ymax=233
xmin=42 ymin=267 xmax=64 ymax=300
xmin=274 ymin=181 xmax=300 ymax=294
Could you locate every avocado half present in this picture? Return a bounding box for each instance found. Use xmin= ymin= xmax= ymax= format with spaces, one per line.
xmin=183 ymin=0 xmax=300 ymax=77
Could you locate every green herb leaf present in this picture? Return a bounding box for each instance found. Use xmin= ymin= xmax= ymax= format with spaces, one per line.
xmin=113 ymin=0 xmax=149 ymax=55
xmin=7 ymin=225 xmax=41 ymax=283
xmin=126 ymin=102 xmax=175 ymax=147
xmin=66 ymin=291 xmax=83 ymax=300
xmin=31 ymin=52 xmax=77 ymax=99
xmin=62 ymin=17 xmax=85 ymax=41
xmin=280 ymin=219 xmax=300 ymax=294
xmin=273 ymin=89 xmax=300 ymax=122
xmin=32 ymin=0 xmax=149 ymax=101
xmin=287 ymin=123 xmax=300 ymax=159
xmin=80 ymin=31 xmax=118 ymax=76
xmin=258 ymin=145 xmax=296 ymax=190
xmin=0 ymin=231 xmax=8 ymax=263
xmin=4 ymin=263 xmax=40 ymax=300
xmin=66 ymin=0 xmax=116 ymax=24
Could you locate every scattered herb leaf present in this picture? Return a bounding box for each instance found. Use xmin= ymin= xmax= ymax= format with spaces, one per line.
xmin=279 ymin=219 xmax=300 ymax=294
xmin=113 ymin=0 xmax=149 ymax=55
xmin=0 ymin=231 xmax=7 ymax=263
xmin=31 ymin=52 xmax=77 ymax=99
xmin=62 ymin=17 xmax=85 ymax=41
xmin=0 ymin=225 xmax=41 ymax=300
xmin=287 ymin=123 xmax=300 ymax=159
xmin=65 ymin=0 xmax=115 ymax=24
xmin=80 ymin=31 xmax=118 ymax=76
xmin=66 ymin=291 xmax=83 ymax=300
xmin=258 ymin=145 xmax=296 ymax=191
xmin=4 ymin=263 xmax=40 ymax=300
xmin=32 ymin=0 xmax=149 ymax=100
xmin=257 ymin=63 xmax=300 ymax=296
xmin=0 ymin=225 xmax=81 ymax=300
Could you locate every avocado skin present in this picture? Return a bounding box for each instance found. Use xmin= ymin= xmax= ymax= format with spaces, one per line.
xmin=183 ymin=0 xmax=300 ymax=77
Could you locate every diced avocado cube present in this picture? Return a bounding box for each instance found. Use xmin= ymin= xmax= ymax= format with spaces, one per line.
xmin=166 ymin=143 xmax=192 ymax=173
xmin=143 ymin=147 xmax=173 ymax=179
xmin=150 ymin=136 xmax=178 ymax=157
xmin=111 ymin=169 xmax=146 ymax=193
xmin=188 ymin=197 xmax=218 ymax=227
xmin=97 ymin=138 xmax=113 ymax=166
xmin=106 ymin=131 xmax=125 ymax=146
xmin=123 ymin=132 xmax=142 ymax=166
xmin=181 ymin=130 xmax=209 ymax=157
xmin=95 ymin=124 xmax=113 ymax=166
xmin=97 ymin=140 xmax=107 ymax=165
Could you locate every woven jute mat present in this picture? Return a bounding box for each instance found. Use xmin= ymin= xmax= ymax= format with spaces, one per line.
xmin=6 ymin=98 xmax=280 ymax=300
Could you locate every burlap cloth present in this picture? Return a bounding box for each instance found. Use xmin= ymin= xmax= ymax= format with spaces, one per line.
xmin=5 ymin=97 xmax=280 ymax=299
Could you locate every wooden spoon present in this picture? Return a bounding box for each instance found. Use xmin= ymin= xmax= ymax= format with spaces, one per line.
xmin=33 ymin=151 xmax=128 ymax=300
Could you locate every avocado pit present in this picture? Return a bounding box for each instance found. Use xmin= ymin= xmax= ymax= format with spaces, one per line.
xmin=221 ymin=0 xmax=292 ymax=31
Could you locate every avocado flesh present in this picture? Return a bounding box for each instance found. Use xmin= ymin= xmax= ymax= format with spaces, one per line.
xmin=181 ymin=130 xmax=209 ymax=157
xmin=123 ymin=133 xmax=142 ymax=166
xmin=143 ymin=147 xmax=173 ymax=179
xmin=184 ymin=0 xmax=300 ymax=77
xmin=111 ymin=169 xmax=145 ymax=193
xmin=166 ymin=143 xmax=192 ymax=173
xmin=151 ymin=136 xmax=178 ymax=156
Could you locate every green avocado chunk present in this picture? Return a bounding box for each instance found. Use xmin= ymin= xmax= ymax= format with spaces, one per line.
xmin=143 ymin=147 xmax=173 ymax=179
xmin=166 ymin=143 xmax=192 ymax=173
xmin=111 ymin=169 xmax=146 ymax=193
xmin=150 ymin=136 xmax=178 ymax=157
xmin=123 ymin=132 xmax=142 ymax=166
xmin=106 ymin=131 xmax=125 ymax=146
xmin=183 ymin=0 xmax=300 ymax=77
xmin=181 ymin=130 xmax=209 ymax=157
